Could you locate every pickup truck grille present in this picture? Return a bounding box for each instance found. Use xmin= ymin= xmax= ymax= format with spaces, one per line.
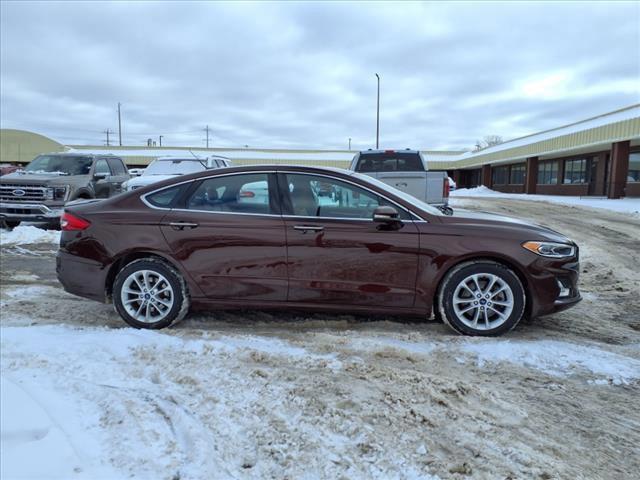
xmin=0 ymin=184 xmax=47 ymax=202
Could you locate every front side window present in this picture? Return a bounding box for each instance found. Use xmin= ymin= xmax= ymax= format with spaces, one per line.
xmin=187 ymin=173 xmax=272 ymax=214
xmin=563 ymin=159 xmax=586 ymax=184
xmin=537 ymin=161 xmax=558 ymax=185
xmin=94 ymin=159 xmax=111 ymax=175
xmin=628 ymin=152 xmax=640 ymax=182
xmin=284 ymin=173 xmax=410 ymax=220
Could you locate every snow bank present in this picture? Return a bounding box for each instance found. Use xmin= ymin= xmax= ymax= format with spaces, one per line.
xmin=451 ymin=187 xmax=640 ymax=215
xmin=0 ymin=226 xmax=61 ymax=245
xmin=460 ymin=339 xmax=640 ymax=385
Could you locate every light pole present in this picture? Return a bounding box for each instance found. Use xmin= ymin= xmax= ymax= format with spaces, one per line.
xmin=348 ymin=137 xmax=352 ymax=150
xmin=375 ymin=73 xmax=380 ymax=149
xmin=159 ymin=135 xmax=163 ymax=147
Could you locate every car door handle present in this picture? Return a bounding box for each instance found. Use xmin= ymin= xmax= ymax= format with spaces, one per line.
xmin=293 ymin=225 xmax=324 ymax=233
xmin=168 ymin=222 xmax=199 ymax=230
xmin=395 ymin=182 xmax=408 ymax=187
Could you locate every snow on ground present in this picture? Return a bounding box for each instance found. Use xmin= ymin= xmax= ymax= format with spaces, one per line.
xmin=0 ymin=226 xmax=61 ymax=246
xmin=451 ymin=186 xmax=640 ymax=215
xmin=2 ymin=320 xmax=638 ymax=479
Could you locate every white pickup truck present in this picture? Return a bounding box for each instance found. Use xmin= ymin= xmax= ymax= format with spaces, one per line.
xmin=349 ymin=149 xmax=452 ymax=213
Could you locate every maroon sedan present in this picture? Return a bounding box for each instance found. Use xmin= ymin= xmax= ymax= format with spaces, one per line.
xmin=56 ymin=165 xmax=581 ymax=336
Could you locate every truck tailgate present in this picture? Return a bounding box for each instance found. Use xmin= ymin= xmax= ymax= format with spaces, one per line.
xmin=374 ymin=171 xmax=427 ymax=200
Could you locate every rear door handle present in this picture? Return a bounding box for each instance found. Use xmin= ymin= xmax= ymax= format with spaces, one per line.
xmin=293 ymin=225 xmax=324 ymax=233
xmin=169 ymin=222 xmax=199 ymax=230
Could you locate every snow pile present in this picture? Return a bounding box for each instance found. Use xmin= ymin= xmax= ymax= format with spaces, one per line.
xmin=0 ymin=226 xmax=61 ymax=245
xmin=451 ymin=187 xmax=640 ymax=215
xmin=459 ymin=339 xmax=640 ymax=385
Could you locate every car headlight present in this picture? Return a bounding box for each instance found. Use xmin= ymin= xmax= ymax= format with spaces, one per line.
xmin=522 ymin=241 xmax=576 ymax=258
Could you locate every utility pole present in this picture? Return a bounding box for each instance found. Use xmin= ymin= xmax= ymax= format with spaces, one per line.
xmin=349 ymin=137 xmax=352 ymax=150
xmin=204 ymin=125 xmax=210 ymax=148
xmin=375 ymin=73 xmax=380 ymax=149
xmin=103 ymin=129 xmax=113 ymax=146
xmin=159 ymin=135 xmax=163 ymax=147
xmin=117 ymin=102 xmax=122 ymax=146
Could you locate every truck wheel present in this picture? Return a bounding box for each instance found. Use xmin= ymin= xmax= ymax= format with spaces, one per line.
xmin=438 ymin=261 xmax=526 ymax=336
xmin=113 ymin=258 xmax=190 ymax=329
xmin=1 ymin=220 xmax=21 ymax=229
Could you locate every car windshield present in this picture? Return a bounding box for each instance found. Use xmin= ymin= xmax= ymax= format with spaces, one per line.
xmin=351 ymin=172 xmax=443 ymax=217
xmin=24 ymin=155 xmax=93 ymax=175
xmin=143 ymin=159 xmax=205 ymax=176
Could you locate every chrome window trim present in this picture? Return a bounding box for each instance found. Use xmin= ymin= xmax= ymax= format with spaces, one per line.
xmin=278 ymin=170 xmax=428 ymax=222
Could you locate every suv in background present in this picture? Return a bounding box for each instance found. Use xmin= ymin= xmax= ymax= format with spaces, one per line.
xmin=122 ymin=156 xmax=232 ymax=191
xmin=0 ymin=152 xmax=129 ymax=229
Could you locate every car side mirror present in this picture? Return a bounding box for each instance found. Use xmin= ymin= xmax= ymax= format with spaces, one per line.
xmin=94 ymin=172 xmax=108 ymax=180
xmin=373 ymin=206 xmax=403 ymax=229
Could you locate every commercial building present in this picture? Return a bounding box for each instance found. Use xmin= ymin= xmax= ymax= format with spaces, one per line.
xmin=1 ymin=104 xmax=638 ymax=198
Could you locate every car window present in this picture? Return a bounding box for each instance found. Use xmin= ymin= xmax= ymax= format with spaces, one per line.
xmin=94 ymin=159 xmax=111 ymax=175
xmin=25 ymin=155 xmax=93 ymax=175
xmin=355 ymin=152 xmax=424 ymax=172
xmin=186 ymin=173 xmax=272 ymax=214
xmin=284 ymin=173 xmax=410 ymax=220
xmin=107 ymin=158 xmax=126 ymax=175
xmin=145 ymin=184 xmax=188 ymax=208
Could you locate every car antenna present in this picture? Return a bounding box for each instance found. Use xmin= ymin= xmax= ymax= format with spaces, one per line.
xmin=189 ymin=149 xmax=207 ymax=169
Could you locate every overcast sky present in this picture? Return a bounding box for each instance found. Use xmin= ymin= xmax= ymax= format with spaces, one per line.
xmin=1 ymin=1 xmax=639 ymax=151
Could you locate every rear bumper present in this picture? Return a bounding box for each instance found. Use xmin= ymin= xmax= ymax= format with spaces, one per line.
xmin=1 ymin=202 xmax=63 ymax=222
xmin=56 ymin=251 xmax=108 ymax=302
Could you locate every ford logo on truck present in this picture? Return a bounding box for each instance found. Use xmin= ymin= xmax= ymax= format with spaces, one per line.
xmin=12 ymin=189 xmax=26 ymax=197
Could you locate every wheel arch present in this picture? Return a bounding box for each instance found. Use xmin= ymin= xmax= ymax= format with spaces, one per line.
xmin=432 ymin=255 xmax=532 ymax=319
xmin=105 ymin=250 xmax=190 ymax=301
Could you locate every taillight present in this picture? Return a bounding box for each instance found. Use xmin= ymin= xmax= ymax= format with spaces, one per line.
xmin=61 ymin=212 xmax=91 ymax=231
xmin=443 ymin=178 xmax=450 ymax=198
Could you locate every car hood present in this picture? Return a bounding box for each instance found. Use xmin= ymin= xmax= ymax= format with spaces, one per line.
xmin=126 ymin=174 xmax=179 ymax=188
xmin=441 ymin=209 xmax=574 ymax=244
xmin=0 ymin=172 xmax=85 ymax=186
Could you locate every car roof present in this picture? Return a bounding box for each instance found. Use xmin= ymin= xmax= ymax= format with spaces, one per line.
xmin=358 ymin=149 xmax=420 ymax=154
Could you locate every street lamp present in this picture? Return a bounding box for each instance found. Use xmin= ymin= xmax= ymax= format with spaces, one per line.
xmin=375 ymin=73 xmax=380 ymax=149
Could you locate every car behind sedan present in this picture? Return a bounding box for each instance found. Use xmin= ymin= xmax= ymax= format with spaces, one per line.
xmin=56 ymin=165 xmax=581 ymax=336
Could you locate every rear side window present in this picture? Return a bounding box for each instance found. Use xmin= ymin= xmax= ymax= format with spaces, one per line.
xmin=356 ymin=153 xmax=424 ymax=172
xmin=145 ymin=184 xmax=186 ymax=208
xmin=186 ymin=173 xmax=272 ymax=215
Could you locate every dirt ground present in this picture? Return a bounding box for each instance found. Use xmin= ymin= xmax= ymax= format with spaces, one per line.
xmin=1 ymin=199 xmax=639 ymax=479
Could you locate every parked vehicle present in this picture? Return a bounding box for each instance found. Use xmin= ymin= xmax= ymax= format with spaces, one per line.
xmin=349 ymin=149 xmax=452 ymax=214
xmin=0 ymin=153 xmax=129 ymax=229
xmin=0 ymin=164 xmax=22 ymax=176
xmin=57 ymin=165 xmax=581 ymax=336
xmin=122 ymin=156 xmax=232 ymax=191
xmin=128 ymin=168 xmax=146 ymax=177
xmin=448 ymin=176 xmax=457 ymax=191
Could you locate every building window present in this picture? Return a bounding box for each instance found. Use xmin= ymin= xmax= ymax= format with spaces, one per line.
xmin=509 ymin=164 xmax=526 ymax=184
xmin=563 ymin=159 xmax=587 ymax=184
xmin=492 ymin=166 xmax=508 ymax=185
xmin=537 ymin=161 xmax=558 ymax=185
xmin=629 ymin=152 xmax=640 ymax=182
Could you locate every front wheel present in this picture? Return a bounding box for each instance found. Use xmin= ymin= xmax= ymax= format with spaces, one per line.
xmin=113 ymin=258 xmax=190 ymax=329
xmin=438 ymin=261 xmax=526 ymax=336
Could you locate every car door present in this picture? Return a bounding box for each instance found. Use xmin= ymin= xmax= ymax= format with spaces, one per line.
xmin=159 ymin=171 xmax=288 ymax=301
xmin=279 ymin=172 xmax=420 ymax=308
xmin=106 ymin=157 xmax=129 ymax=195
xmin=92 ymin=158 xmax=113 ymax=198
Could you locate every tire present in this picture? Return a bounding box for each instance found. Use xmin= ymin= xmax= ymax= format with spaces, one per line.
xmin=1 ymin=220 xmax=21 ymax=229
xmin=113 ymin=258 xmax=190 ymax=329
xmin=437 ymin=261 xmax=526 ymax=336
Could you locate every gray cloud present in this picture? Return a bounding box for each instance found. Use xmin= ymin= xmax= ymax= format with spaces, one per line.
xmin=1 ymin=1 xmax=638 ymax=151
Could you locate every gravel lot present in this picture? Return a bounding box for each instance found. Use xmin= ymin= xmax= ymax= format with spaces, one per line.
xmin=1 ymin=199 xmax=639 ymax=479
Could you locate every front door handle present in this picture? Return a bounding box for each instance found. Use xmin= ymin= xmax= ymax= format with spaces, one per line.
xmin=395 ymin=182 xmax=408 ymax=187
xmin=293 ymin=225 xmax=324 ymax=233
xmin=169 ymin=222 xmax=199 ymax=230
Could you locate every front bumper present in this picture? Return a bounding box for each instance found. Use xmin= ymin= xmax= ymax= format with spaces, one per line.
xmin=0 ymin=202 xmax=63 ymax=222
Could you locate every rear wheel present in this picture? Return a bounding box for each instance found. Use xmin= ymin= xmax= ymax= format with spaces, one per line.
xmin=438 ymin=261 xmax=525 ymax=336
xmin=1 ymin=220 xmax=21 ymax=229
xmin=113 ymin=258 xmax=190 ymax=329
